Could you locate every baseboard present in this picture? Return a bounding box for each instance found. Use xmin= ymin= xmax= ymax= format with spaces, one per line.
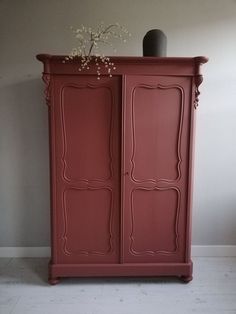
xmin=0 ymin=246 xmax=236 ymax=258
xmin=191 ymin=245 xmax=236 ymax=257
xmin=0 ymin=247 xmax=50 ymax=258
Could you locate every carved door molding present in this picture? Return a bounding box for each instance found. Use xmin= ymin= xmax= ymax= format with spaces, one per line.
xmin=122 ymin=75 xmax=192 ymax=263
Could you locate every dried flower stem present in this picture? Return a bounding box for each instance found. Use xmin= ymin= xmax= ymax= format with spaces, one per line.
xmin=64 ymin=22 xmax=131 ymax=79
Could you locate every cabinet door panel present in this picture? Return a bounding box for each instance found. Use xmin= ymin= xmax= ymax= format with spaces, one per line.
xmin=129 ymin=188 xmax=179 ymax=255
xmin=130 ymin=85 xmax=182 ymax=182
xmin=123 ymin=75 xmax=192 ymax=263
xmin=51 ymin=76 xmax=121 ymax=264
xmin=61 ymin=84 xmax=113 ymax=182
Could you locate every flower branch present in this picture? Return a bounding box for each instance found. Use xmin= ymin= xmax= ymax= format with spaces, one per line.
xmin=64 ymin=22 xmax=131 ymax=79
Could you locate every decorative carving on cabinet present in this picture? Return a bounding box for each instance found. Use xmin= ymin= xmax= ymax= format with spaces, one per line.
xmin=130 ymin=84 xmax=184 ymax=183
xmin=42 ymin=74 xmax=51 ymax=107
xmin=60 ymin=83 xmax=114 ymax=183
xmin=193 ymin=56 xmax=208 ymax=109
xmin=194 ymin=75 xmax=203 ymax=109
xmin=129 ymin=187 xmax=180 ymax=255
xmin=62 ymin=187 xmax=114 ymax=256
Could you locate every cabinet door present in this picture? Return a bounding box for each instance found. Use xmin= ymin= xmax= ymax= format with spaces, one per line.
xmin=122 ymin=75 xmax=192 ymax=263
xmin=51 ymin=76 xmax=121 ymax=264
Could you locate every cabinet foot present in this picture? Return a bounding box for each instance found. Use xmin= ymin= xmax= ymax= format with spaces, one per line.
xmin=180 ymin=275 xmax=193 ymax=283
xmin=48 ymin=277 xmax=60 ymax=285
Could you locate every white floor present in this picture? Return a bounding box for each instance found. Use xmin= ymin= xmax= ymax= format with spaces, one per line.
xmin=0 ymin=258 xmax=236 ymax=314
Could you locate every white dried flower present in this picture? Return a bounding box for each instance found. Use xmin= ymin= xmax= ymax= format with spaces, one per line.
xmin=64 ymin=22 xmax=131 ymax=78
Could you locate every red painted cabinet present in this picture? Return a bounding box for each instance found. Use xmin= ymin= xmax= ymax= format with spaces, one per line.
xmin=37 ymin=55 xmax=207 ymax=284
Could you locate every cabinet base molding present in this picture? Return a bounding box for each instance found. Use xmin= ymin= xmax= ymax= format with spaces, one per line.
xmin=49 ymin=260 xmax=193 ymax=281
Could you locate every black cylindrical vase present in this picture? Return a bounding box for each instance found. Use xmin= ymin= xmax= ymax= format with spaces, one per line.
xmin=143 ymin=29 xmax=167 ymax=57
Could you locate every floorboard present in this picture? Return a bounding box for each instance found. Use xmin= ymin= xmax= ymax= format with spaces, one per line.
xmin=0 ymin=257 xmax=236 ymax=314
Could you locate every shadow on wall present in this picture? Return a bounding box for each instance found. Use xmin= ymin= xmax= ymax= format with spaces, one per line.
xmin=0 ymin=78 xmax=50 ymax=247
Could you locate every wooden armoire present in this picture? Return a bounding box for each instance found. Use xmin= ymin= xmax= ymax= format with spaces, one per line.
xmin=37 ymin=54 xmax=207 ymax=284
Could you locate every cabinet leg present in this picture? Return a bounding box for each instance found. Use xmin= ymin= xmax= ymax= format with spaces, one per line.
xmin=48 ymin=276 xmax=60 ymax=285
xmin=180 ymin=275 xmax=193 ymax=283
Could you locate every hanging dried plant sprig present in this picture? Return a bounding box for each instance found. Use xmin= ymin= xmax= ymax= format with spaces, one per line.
xmin=64 ymin=22 xmax=131 ymax=79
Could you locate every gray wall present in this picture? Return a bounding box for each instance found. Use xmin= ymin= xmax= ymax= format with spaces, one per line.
xmin=0 ymin=0 xmax=236 ymax=247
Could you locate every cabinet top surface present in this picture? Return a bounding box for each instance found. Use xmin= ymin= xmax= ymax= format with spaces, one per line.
xmin=36 ymin=54 xmax=208 ymax=76
xmin=37 ymin=54 xmax=208 ymax=64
